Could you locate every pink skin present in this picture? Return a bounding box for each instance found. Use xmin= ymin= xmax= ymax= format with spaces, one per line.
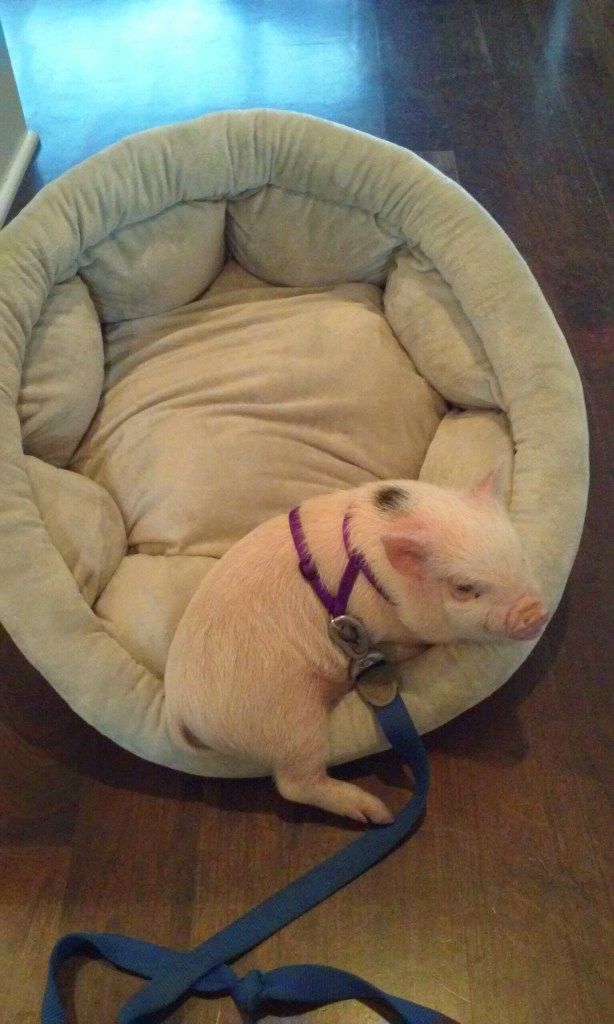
xmin=164 ymin=472 xmax=548 ymax=825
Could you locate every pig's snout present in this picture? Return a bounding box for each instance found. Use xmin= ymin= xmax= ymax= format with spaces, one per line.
xmin=486 ymin=594 xmax=549 ymax=641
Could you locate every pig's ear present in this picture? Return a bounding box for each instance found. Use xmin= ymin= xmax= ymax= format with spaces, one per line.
xmin=471 ymin=463 xmax=505 ymax=504
xmin=381 ymin=531 xmax=429 ymax=575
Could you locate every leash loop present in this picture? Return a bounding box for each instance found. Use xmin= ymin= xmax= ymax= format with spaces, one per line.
xmin=41 ymin=697 xmax=447 ymax=1022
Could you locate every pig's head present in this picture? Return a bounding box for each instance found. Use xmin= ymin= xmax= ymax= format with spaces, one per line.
xmin=372 ymin=472 xmax=549 ymax=645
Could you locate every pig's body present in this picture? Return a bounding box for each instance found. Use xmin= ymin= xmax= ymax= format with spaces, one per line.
xmin=165 ymin=478 xmax=548 ymax=823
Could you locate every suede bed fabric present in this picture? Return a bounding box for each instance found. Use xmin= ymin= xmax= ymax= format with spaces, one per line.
xmin=18 ymin=275 xmax=104 ymax=467
xmin=70 ymin=263 xmax=445 ymax=559
xmin=0 ymin=110 xmax=589 ymax=776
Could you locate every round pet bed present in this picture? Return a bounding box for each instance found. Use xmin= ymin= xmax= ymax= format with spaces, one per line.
xmin=0 ymin=110 xmax=588 ymax=776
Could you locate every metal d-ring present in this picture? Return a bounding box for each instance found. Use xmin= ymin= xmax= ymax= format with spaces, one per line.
xmin=327 ymin=614 xmax=372 ymax=659
xmin=328 ymin=614 xmax=399 ymax=707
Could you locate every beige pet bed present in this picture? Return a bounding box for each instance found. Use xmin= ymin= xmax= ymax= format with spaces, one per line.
xmin=0 ymin=110 xmax=588 ymax=776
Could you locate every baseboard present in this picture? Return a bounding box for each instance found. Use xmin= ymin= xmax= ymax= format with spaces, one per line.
xmin=0 ymin=130 xmax=39 ymax=227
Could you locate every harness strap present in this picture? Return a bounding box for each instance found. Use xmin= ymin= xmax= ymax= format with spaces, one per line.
xmin=289 ymin=505 xmax=392 ymax=616
xmin=41 ymin=697 xmax=446 ymax=1023
xmin=341 ymin=511 xmax=390 ymax=601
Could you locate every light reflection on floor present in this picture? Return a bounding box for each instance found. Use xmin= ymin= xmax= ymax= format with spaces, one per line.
xmin=1 ymin=0 xmax=385 ymax=188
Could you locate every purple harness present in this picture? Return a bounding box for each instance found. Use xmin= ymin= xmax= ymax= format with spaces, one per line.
xmin=289 ymin=506 xmax=392 ymax=618
xmin=289 ymin=504 xmax=398 ymax=697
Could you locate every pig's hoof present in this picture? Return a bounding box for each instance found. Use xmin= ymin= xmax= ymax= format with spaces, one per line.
xmin=345 ymin=788 xmax=395 ymax=826
xmin=277 ymin=773 xmax=394 ymax=826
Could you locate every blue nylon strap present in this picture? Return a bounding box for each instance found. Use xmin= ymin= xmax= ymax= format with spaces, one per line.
xmin=41 ymin=697 xmax=445 ymax=1023
xmin=43 ymin=941 xmax=442 ymax=1023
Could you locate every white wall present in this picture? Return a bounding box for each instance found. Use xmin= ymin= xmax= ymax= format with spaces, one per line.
xmin=0 ymin=19 xmax=38 ymax=224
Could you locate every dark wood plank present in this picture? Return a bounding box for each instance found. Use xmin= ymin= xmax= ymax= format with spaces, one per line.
xmin=421 ymin=150 xmax=460 ymax=183
xmin=435 ymin=656 xmax=613 ymax=1023
xmin=378 ymin=0 xmax=497 ymax=151
xmin=57 ymin=768 xmax=202 ymax=1022
xmin=0 ymin=846 xmax=73 ymax=1023
xmin=0 ymin=628 xmax=82 ymax=843
xmin=520 ymin=0 xmax=614 ymax=217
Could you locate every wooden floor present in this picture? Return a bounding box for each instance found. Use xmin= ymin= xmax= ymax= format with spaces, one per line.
xmin=1 ymin=1 xmax=612 ymax=1022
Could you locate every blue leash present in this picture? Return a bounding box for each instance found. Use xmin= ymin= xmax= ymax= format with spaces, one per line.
xmin=41 ymin=696 xmax=446 ymax=1023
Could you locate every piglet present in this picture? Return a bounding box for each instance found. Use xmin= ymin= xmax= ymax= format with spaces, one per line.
xmin=164 ymin=472 xmax=548 ymax=824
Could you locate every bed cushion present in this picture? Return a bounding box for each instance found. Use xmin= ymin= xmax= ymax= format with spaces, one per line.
xmin=71 ymin=262 xmax=445 ymax=559
xmin=227 ymin=185 xmax=404 ymax=286
xmin=79 ymin=200 xmax=226 ymax=323
xmin=25 ymin=455 xmax=127 ymax=606
xmin=18 ymin=276 xmax=103 ymax=466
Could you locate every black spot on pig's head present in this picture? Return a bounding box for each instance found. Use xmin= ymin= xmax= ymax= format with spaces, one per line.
xmin=374 ymin=486 xmax=410 ymax=513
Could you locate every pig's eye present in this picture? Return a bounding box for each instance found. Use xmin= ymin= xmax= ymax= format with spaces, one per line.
xmin=451 ymin=582 xmax=480 ymax=601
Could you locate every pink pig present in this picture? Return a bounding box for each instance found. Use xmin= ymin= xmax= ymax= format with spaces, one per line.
xmin=164 ymin=473 xmax=548 ymax=824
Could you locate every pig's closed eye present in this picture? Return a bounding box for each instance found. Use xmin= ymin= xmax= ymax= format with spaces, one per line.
xmin=450 ymin=581 xmax=481 ymax=601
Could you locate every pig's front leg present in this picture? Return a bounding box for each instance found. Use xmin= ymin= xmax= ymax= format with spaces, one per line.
xmin=272 ymin=676 xmax=394 ymax=826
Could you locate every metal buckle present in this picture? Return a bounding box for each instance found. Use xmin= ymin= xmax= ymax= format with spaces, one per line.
xmin=328 ymin=616 xmax=399 ymax=708
xmin=328 ymin=615 xmax=371 ymax=659
xmin=350 ymin=650 xmax=387 ymax=683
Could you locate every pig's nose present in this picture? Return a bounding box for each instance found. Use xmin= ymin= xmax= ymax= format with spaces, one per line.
xmin=506 ymin=598 xmax=549 ymax=640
